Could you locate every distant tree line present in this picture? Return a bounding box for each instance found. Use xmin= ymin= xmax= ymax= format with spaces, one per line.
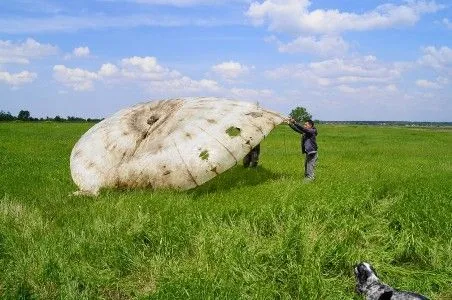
xmin=321 ymin=120 xmax=452 ymax=127
xmin=0 ymin=110 xmax=102 ymax=122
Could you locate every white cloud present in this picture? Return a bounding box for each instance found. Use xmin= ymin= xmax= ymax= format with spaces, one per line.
xmin=53 ymin=65 xmax=99 ymax=91
xmin=385 ymin=84 xmax=398 ymax=92
xmin=337 ymin=84 xmax=357 ymax=93
xmin=73 ymin=46 xmax=90 ymax=57
xmin=0 ymin=70 xmax=37 ymax=86
xmin=277 ymin=35 xmax=348 ymax=57
xmin=419 ymin=46 xmax=452 ymax=71
xmin=211 ymin=61 xmax=250 ymax=80
xmin=416 ymin=77 xmax=448 ymax=89
xmin=98 ymin=63 xmax=119 ymax=77
xmin=443 ymin=18 xmax=452 ymax=29
xmin=416 ymin=79 xmax=440 ymax=89
xmin=229 ymin=87 xmax=275 ymax=100
xmin=246 ymin=0 xmax=442 ymax=34
xmin=64 ymin=46 xmax=91 ymax=60
xmin=248 ymin=1 xmax=441 ymax=57
xmin=0 ymin=38 xmax=58 ymax=64
xmin=337 ymin=83 xmax=398 ymax=94
xmin=437 ymin=76 xmax=449 ymax=85
xmin=266 ymin=55 xmax=402 ymax=87
xmin=119 ymin=56 xmax=181 ymax=81
xmin=53 ymin=56 xmax=262 ymax=98
xmin=149 ymin=76 xmax=220 ymax=93
xmin=53 ymin=56 xmax=219 ymax=93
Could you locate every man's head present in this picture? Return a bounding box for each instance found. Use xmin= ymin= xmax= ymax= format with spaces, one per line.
xmin=304 ymin=119 xmax=314 ymax=128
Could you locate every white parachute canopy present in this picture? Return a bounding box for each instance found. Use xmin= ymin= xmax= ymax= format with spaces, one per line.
xmin=70 ymin=97 xmax=285 ymax=195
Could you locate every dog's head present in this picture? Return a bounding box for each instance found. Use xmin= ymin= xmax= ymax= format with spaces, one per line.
xmin=354 ymin=262 xmax=429 ymax=300
xmin=354 ymin=262 xmax=380 ymax=293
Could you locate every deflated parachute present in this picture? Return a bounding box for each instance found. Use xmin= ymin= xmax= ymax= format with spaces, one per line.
xmin=70 ymin=97 xmax=285 ymax=195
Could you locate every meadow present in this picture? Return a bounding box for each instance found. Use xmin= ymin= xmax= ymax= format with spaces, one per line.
xmin=0 ymin=122 xmax=451 ymax=299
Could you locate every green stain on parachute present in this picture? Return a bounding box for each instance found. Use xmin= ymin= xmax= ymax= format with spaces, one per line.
xmin=199 ymin=150 xmax=209 ymax=160
xmin=226 ymin=127 xmax=241 ymax=137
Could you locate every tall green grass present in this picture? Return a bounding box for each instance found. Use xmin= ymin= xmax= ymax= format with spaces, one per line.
xmin=0 ymin=122 xmax=451 ymax=299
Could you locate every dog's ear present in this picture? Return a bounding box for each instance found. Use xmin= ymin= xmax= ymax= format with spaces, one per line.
xmin=378 ymin=291 xmax=393 ymax=300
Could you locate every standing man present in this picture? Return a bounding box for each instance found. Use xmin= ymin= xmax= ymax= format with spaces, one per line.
xmin=286 ymin=118 xmax=318 ymax=181
xmin=243 ymin=143 xmax=260 ymax=168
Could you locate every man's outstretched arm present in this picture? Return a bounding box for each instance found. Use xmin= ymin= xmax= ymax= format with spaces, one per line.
xmin=288 ymin=122 xmax=304 ymax=134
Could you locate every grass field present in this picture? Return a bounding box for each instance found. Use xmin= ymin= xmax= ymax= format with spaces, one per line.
xmin=0 ymin=122 xmax=451 ymax=299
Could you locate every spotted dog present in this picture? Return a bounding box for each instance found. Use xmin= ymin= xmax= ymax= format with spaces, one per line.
xmin=354 ymin=262 xmax=429 ymax=300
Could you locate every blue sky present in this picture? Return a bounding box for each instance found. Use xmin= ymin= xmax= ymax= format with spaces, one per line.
xmin=0 ymin=0 xmax=451 ymax=121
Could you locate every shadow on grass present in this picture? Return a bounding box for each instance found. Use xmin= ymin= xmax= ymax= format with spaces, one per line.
xmin=90 ymin=165 xmax=288 ymax=199
xmin=188 ymin=165 xmax=285 ymax=197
